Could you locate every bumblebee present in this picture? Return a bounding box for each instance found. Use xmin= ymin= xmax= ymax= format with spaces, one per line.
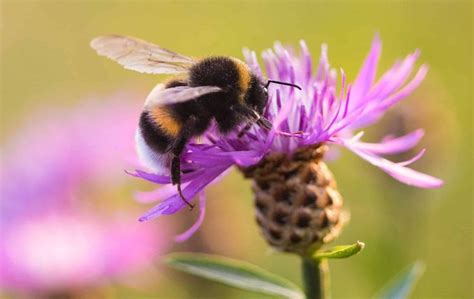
xmin=91 ymin=35 xmax=300 ymax=209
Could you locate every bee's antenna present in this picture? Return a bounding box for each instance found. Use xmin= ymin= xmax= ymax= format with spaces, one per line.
xmin=266 ymin=80 xmax=302 ymax=90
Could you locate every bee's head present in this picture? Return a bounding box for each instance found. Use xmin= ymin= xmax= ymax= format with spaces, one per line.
xmin=245 ymin=76 xmax=301 ymax=116
xmin=244 ymin=76 xmax=268 ymax=115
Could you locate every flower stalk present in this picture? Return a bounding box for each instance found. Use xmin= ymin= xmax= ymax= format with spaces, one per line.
xmin=302 ymin=258 xmax=330 ymax=299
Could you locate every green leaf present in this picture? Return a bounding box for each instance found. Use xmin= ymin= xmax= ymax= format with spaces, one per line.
xmin=313 ymin=241 xmax=365 ymax=260
xmin=375 ymin=261 xmax=425 ymax=299
xmin=166 ymin=253 xmax=304 ymax=299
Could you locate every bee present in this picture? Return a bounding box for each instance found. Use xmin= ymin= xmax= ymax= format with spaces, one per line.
xmin=91 ymin=35 xmax=300 ymax=209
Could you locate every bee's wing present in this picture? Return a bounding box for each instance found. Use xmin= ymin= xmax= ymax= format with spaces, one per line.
xmin=145 ymin=84 xmax=222 ymax=108
xmin=91 ymin=35 xmax=195 ymax=74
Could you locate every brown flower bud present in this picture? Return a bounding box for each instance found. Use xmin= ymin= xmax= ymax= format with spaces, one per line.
xmin=241 ymin=144 xmax=346 ymax=256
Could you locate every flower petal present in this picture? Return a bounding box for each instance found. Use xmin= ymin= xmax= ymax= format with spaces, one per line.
xmin=349 ymin=129 xmax=425 ymax=154
xmin=398 ymin=149 xmax=426 ymax=166
xmin=135 ymin=184 xmax=178 ymax=203
xmin=128 ymin=168 xmax=204 ymax=185
xmin=243 ymin=48 xmax=263 ymax=79
xmin=138 ymin=167 xmax=228 ymax=221
xmin=378 ymin=64 xmax=428 ymax=111
xmin=349 ymin=64 xmax=428 ymax=129
xmin=369 ymin=50 xmax=420 ymax=101
xmin=174 ymin=192 xmax=206 ymax=242
xmin=350 ymin=33 xmax=381 ymax=105
xmin=339 ymin=139 xmax=443 ymax=188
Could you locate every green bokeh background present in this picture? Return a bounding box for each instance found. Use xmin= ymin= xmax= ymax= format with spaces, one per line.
xmin=1 ymin=1 xmax=472 ymax=298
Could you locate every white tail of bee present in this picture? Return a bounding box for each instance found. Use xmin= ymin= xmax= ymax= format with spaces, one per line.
xmin=135 ymin=129 xmax=170 ymax=175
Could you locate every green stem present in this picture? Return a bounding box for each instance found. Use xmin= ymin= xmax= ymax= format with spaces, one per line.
xmin=302 ymin=258 xmax=330 ymax=299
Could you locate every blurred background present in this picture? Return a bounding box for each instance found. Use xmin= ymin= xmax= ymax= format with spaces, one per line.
xmin=1 ymin=1 xmax=472 ymax=298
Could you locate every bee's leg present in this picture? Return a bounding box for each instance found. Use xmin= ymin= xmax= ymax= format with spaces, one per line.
xmin=169 ymin=116 xmax=199 ymax=210
xmin=232 ymin=105 xmax=260 ymax=121
xmin=237 ymin=122 xmax=253 ymax=138
xmin=170 ymin=155 xmax=193 ymax=210
xmin=256 ymin=117 xmax=272 ymax=131
xmin=232 ymin=105 xmax=273 ymax=131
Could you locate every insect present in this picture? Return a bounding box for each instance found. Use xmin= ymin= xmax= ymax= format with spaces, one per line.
xmin=91 ymin=35 xmax=300 ymax=209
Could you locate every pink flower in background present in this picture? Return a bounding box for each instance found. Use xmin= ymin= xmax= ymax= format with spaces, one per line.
xmin=2 ymin=96 xmax=140 ymax=216
xmin=0 ymin=94 xmax=168 ymax=296
xmin=1 ymin=211 xmax=161 ymax=294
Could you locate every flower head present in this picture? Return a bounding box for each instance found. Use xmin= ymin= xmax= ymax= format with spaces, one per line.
xmin=0 ymin=94 xmax=167 ymax=295
xmin=131 ymin=35 xmax=443 ymax=240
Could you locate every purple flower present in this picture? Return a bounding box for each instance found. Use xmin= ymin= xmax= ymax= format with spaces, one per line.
xmin=0 ymin=94 xmax=168 ymax=295
xmin=131 ymin=35 xmax=443 ymax=239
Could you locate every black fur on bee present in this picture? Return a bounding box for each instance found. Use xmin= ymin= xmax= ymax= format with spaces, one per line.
xmin=138 ymin=57 xmax=269 ymax=209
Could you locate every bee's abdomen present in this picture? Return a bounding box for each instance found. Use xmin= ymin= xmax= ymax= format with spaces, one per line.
xmin=139 ymin=111 xmax=175 ymax=154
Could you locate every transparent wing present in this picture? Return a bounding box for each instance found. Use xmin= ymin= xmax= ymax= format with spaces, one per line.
xmin=144 ymin=84 xmax=222 ymax=108
xmin=90 ymin=35 xmax=195 ymax=74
